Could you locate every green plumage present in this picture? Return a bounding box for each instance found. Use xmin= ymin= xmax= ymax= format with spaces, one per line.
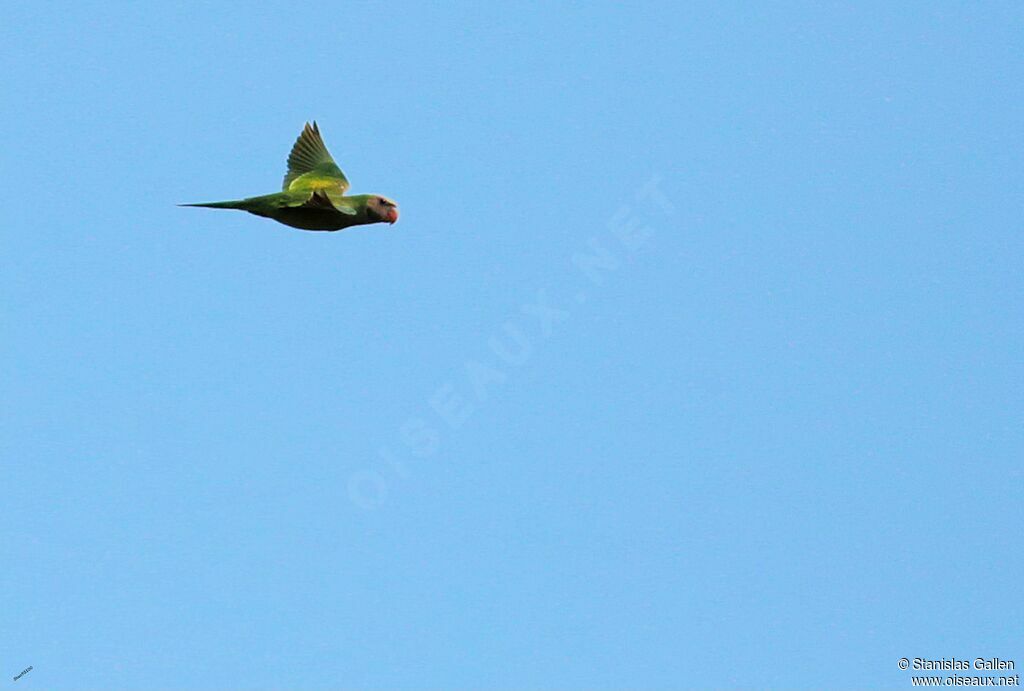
xmin=181 ymin=122 xmax=399 ymax=232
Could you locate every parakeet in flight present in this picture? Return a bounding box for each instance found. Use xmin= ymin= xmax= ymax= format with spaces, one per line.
xmin=181 ymin=122 xmax=399 ymax=231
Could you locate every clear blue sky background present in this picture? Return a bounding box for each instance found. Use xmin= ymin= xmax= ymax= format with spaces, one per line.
xmin=2 ymin=2 xmax=1021 ymax=689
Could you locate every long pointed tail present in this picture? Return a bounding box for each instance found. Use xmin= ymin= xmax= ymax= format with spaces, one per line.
xmin=178 ymin=200 xmax=247 ymax=209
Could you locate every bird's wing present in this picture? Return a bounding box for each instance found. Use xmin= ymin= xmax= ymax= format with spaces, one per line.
xmin=301 ymin=189 xmax=358 ymax=215
xmin=282 ymin=121 xmax=350 ymax=194
xmin=238 ymin=190 xmax=357 ymax=215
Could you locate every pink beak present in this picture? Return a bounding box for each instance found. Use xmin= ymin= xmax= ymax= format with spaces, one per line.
xmin=387 ymin=207 xmax=400 ymax=224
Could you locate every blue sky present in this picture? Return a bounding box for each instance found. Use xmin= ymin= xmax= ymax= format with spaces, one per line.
xmin=1 ymin=2 xmax=1022 ymax=689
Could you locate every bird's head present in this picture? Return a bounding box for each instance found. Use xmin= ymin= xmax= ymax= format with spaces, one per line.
xmin=368 ymin=196 xmax=400 ymax=225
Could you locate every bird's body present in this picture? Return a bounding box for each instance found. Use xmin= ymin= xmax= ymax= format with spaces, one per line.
xmin=181 ymin=122 xmax=399 ymax=232
xmin=190 ymin=191 xmax=389 ymax=231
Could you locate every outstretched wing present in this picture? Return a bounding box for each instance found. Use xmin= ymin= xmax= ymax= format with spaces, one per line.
xmin=282 ymin=121 xmax=350 ymax=193
xmin=301 ymin=189 xmax=357 ymax=215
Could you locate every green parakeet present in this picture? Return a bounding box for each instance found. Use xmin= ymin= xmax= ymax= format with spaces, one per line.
xmin=181 ymin=122 xmax=399 ymax=231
